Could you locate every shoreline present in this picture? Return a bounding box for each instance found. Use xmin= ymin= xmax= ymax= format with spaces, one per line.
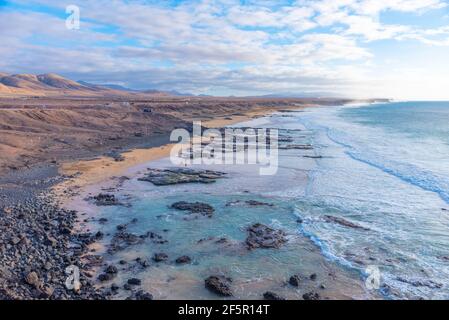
xmin=0 ymin=100 xmax=382 ymax=300
xmin=33 ymin=104 xmax=309 ymax=300
xmin=53 ymin=104 xmax=308 ymax=204
xmin=55 ymin=103 xmax=378 ymax=300
xmin=0 ymin=187 xmax=105 ymax=299
xmin=0 ymin=102 xmax=313 ymax=300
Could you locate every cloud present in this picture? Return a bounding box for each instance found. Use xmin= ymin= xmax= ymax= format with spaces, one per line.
xmin=227 ymin=5 xmax=316 ymax=32
xmin=0 ymin=0 xmax=448 ymax=98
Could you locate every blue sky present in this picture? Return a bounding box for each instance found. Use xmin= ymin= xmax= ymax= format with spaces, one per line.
xmin=0 ymin=0 xmax=449 ymax=99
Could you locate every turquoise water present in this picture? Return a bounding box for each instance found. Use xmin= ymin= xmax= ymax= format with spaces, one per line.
xmin=94 ymin=185 xmax=369 ymax=300
xmin=89 ymin=112 xmax=371 ymax=300
xmin=298 ymin=101 xmax=449 ymax=299
xmin=91 ymin=101 xmax=449 ymax=299
xmin=342 ymin=101 xmax=449 ymax=144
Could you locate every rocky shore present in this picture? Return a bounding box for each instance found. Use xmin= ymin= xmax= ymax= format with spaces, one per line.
xmin=73 ymin=162 xmax=369 ymax=301
xmin=0 ymin=99 xmax=383 ymax=300
xmin=0 ymin=101 xmax=305 ymax=300
xmin=0 ymin=163 xmax=112 ymax=299
xmin=0 ymin=191 xmax=106 ymax=299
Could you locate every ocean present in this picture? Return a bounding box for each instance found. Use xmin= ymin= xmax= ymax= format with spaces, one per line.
xmin=89 ymin=101 xmax=449 ymax=300
xmin=297 ymin=101 xmax=449 ymax=299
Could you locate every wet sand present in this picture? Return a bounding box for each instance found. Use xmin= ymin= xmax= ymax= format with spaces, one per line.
xmin=54 ymin=105 xmax=305 ymax=201
xmin=55 ymin=105 xmax=379 ymax=300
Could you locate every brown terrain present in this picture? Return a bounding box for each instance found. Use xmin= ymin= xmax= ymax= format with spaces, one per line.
xmin=0 ymin=72 xmax=386 ymax=300
xmin=0 ymin=72 xmax=368 ymax=175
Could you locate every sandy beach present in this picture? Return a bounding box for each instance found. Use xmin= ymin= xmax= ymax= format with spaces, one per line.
xmin=54 ymin=104 xmax=307 ymax=202
xmin=0 ymin=95 xmax=385 ymax=301
xmin=54 ymin=103 xmax=379 ymax=300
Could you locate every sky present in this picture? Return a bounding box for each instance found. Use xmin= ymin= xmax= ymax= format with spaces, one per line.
xmin=0 ymin=0 xmax=449 ymax=99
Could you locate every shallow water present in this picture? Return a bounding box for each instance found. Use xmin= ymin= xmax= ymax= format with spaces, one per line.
xmin=87 ymin=102 xmax=449 ymax=300
xmin=86 ymin=110 xmax=373 ymax=300
xmin=297 ymin=102 xmax=449 ymax=299
xmin=97 ymin=194 xmax=369 ymax=299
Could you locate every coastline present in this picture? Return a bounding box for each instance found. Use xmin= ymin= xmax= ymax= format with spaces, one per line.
xmin=0 ymin=103 xmax=265 ymax=299
xmin=0 ymin=100 xmax=387 ymax=300
xmin=53 ymin=104 xmax=308 ymax=204
xmin=54 ymin=103 xmax=378 ymax=300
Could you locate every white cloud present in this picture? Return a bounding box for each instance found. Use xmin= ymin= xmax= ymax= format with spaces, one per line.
xmin=310 ymin=0 xmax=448 ymax=43
xmin=227 ymin=5 xmax=316 ymax=32
xmin=0 ymin=0 xmax=448 ymax=98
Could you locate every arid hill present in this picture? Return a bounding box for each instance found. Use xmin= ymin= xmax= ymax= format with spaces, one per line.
xmin=0 ymin=94 xmax=369 ymax=173
xmin=0 ymin=73 xmax=151 ymax=97
xmin=0 ymin=73 xmax=386 ymax=174
xmin=0 ymin=72 xmax=192 ymax=98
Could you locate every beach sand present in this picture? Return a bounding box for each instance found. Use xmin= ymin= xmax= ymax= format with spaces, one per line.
xmin=54 ymin=105 xmax=306 ymax=201
xmin=53 ymin=104 xmax=378 ymax=300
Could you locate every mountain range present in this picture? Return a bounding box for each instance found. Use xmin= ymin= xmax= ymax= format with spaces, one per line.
xmin=0 ymin=72 xmax=339 ymax=99
xmin=0 ymin=73 xmax=190 ymax=97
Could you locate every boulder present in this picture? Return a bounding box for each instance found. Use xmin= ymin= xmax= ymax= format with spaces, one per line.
xmin=98 ymin=273 xmax=115 ymax=282
xmin=138 ymin=168 xmax=226 ymax=186
xmin=153 ymin=253 xmax=168 ymax=262
xmin=25 ymin=271 xmax=40 ymax=288
xmin=204 ymin=276 xmax=232 ymax=297
xmin=323 ymin=215 xmax=369 ymax=231
xmin=170 ymin=201 xmax=214 ymax=218
xmin=245 ymin=223 xmax=287 ymax=250
xmin=303 ymin=291 xmax=320 ymax=300
xmin=92 ymin=193 xmax=121 ymax=206
xmin=105 ymin=265 xmax=118 ymax=274
xmin=134 ymin=290 xmax=154 ymax=300
xmin=263 ymin=291 xmax=285 ymax=300
xmin=127 ymin=278 xmax=142 ymax=286
xmin=175 ymin=255 xmax=192 ymax=264
xmin=289 ymin=275 xmax=301 ymax=287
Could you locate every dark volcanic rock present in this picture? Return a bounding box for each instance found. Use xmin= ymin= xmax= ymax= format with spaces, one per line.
xmin=175 ymin=255 xmax=192 ymax=264
xmin=263 ymin=291 xmax=285 ymax=300
xmin=111 ymin=284 xmax=119 ymax=291
xmin=108 ymin=230 xmax=145 ymax=254
xmin=245 ymin=200 xmax=273 ymax=207
xmin=396 ymin=277 xmax=443 ymax=289
xmin=127 ymin=278 xmax=142 ymax=286
xmin=92 ymin=193 xmax=121 ymax=206
xmin=0 ymin=190 xmax=103 ymax=300
xmin=105 ymin=265 xmax=118 ymax=274
xmin=98 ymin=218 xmax=108 ymax=224
xmin=153 ymin=252 xmax=169 ymax=262
xmin=170 ymin=201 xmax=215 ymax=218
xmin=289 ymin=275 xmax=301 ymax=287
xmin=205 ymin=276 xmax=233 ymax=297
xmin=83 ymin=254 xmax=104 ymax=267
xmin=323 ymin=215 xmax=369 ymax=231
xmin=95 ymin=231 xmax=104 ymax=239
xmin=303 ymin=291 xmax=320 ymax=300
xmin=116 ymin=224 xmax=126 ymax=231
xmin=245 ymin=223 xmax=287 ymax=250
xmin=138 ymin=168 xmax=226 ymax=186
xmin=279 ymin=144 xmax=313 ymax=150
xmin=226 ymin=200 xmax=274 ymax=207
xmin=127 ymin=290 xmax=154 ymax=300
xmin=98 ymin=273 xmax=115 ymax=282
